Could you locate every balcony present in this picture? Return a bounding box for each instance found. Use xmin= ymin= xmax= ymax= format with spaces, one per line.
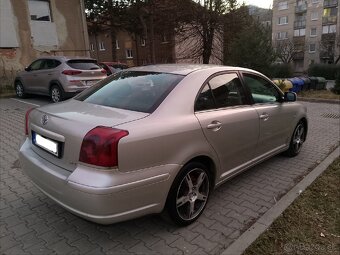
xmin=295 ymin=4 xmax=307 ymax=13
xmin=322 ymin=16 xmax=337 ymax=24
xmin=322 ymin=33 xmax=336 ymax=41
xmin=323 ymin=0 xmax=338 ymax=7
xmin=294 ymin=20 xmax=306 ymax=29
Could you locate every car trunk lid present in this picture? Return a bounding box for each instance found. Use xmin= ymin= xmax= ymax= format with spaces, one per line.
xmin=27 ymin=99 xmax=148 ymax=172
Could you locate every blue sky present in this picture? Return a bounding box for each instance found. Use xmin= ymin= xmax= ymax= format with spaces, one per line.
xmin=242 ymin=0 xmax=273 ymax=9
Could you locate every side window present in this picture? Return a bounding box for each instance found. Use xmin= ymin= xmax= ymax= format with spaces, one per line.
xmin=209 ymin=73 xmax=246 ymax=108
xmin=195 ymin=84 xmax=215 ymax=111
xmin=42 ymin=59 xmax=60 ymax=69
xmin=29 ymin=60 xmax=44 ymax=71
xmin=243 ymin=74 xmax=281 ymax=103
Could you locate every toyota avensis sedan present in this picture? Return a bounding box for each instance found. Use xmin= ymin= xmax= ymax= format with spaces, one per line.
xmin=19 ymin=64 xmax=307 ymax=226
xmin=15 ymin=56 xmax=107 ymax=103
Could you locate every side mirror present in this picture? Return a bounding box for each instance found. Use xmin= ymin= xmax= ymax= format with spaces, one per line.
xmin=284 ymin=92 xmax=297 ymax=102
xmin=24 ymin=66 xmax=31 ymax=72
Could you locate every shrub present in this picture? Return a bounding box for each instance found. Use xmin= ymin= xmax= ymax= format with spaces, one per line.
xmin=268 ymin=64 xmax=293 ymax=79
xmin=308 ymin=64 xmax=340 ymax=80
xmin=331 ymin=72 xmax=340 ymax=95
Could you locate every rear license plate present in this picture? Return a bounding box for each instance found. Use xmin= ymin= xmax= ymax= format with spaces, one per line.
xmin=86 ymin=80 xmax=97 ymax=86
xmin=32 ymin=132 xmax=59 ymax=157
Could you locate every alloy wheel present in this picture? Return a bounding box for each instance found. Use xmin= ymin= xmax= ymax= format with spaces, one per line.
xmin=176 ymin=168 xmax=209 ymax=221
xmin=292 ymin=123 xmax=304 ymax=153
xmin=51 ymin=87 xmax=61 ymax=103
xmin=15 ymin=83 xmax=24 ymax=97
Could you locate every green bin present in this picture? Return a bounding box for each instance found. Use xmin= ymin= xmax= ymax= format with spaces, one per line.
xmin=316 ymin=77 xmax=326 ymax=90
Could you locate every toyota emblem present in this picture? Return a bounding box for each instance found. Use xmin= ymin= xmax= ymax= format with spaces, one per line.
xmin=41 ymin=114 xmax=48 ymax=125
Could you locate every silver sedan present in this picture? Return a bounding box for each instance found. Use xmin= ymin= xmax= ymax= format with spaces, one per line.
xmin=19 ymin=64 xmax=307 ymax=225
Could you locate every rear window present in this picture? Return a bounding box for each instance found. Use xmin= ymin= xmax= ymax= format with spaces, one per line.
xmin=75 ymin=71 xmax=184 ymax=113
xmin=67 ymin=59 xmax=100 ymax=70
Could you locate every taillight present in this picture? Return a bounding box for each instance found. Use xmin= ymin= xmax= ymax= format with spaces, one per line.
xmin=62 ymin=70 xmax=82 ymax=75
xmin=79 ymin=126 xmax=129 ymax=167
xmin=25 ymin=108 xmax=35 ymax=136
xmin=101 ymin=69 xmax=107 ymax=74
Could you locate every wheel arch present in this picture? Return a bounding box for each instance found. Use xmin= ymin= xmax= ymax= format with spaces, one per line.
xmin=300 ymin=117 xmax=308 ymax=140
xmin=49 ymin=80 xmax=64 ymax=94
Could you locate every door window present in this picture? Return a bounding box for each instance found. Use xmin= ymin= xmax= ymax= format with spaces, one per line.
xmin=29 ymin=60 xmax=44 ymax=71
xmin=195 ymin=73 xmax=246 ymax=111
xmin=42 ymin=59 xmax=61 ymax=69
xmin=243 ymin=74 xmax=281 ymax=104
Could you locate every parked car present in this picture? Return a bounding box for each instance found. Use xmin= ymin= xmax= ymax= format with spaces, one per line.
xmin=15 ymin=56 xmax=107 ymax=103
xmin=19 ymin=64 xmax=307 ymax=226
xmin=99 ymin=62 xmax=129 ymax=75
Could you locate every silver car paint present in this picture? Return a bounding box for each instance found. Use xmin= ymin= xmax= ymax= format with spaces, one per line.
xmin=19 ymin=64 xmax=307 ymax=224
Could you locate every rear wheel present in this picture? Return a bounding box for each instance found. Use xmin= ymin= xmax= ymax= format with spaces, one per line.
xmin=50 ymin=85 xmax=64 ymax=103
xmin=166 ymin=162 xmax=211 ymax=226
xmin=284 ymin=121 xmax=306 ymax=157
xmin=15 ymin=81 xmax=26 ymax=98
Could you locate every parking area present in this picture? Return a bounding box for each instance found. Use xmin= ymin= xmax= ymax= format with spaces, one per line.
xmin=0 ymin=97 xmax=339 ymax=255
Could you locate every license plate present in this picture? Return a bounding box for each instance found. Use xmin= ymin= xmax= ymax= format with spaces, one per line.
xmin=86 ymin=80 xmax=97 ymax=86
xmin=32 ymin=132 xmax=59 ymax=157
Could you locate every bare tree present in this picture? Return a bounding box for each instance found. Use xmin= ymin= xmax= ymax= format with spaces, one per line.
xmin=274 ymin=39 xmax=305 ymax=63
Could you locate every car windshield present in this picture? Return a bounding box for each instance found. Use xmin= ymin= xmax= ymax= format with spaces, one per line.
xmin=75 ymin=71 xmax=184 ymax=113
xmin=67 ymin=59 xmax=100 ymax=70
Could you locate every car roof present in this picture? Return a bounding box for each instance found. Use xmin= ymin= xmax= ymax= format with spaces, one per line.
xmin=128 ymin=64 xmax=258 ymax=76
xmin=35 ymin=56 xmax=96 ymax=61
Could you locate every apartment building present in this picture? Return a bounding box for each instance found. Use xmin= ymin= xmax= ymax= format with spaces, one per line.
xmin=272 ymin=0 xmax=340 ymax=73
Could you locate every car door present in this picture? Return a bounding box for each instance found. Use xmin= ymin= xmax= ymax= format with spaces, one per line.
xmin=241 ymin=72 xmax=296 ymax=158
xmin=36 ymin=59 xmax=60 ymax=94
xmin=195 ymin=72 xmax=260 ymax=180
xmin=20 ymin=59 xmax=45 ymax=93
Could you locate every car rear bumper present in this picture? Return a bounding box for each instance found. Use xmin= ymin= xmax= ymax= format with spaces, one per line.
xmin=19 ymin=139 xmax=179 ymax=224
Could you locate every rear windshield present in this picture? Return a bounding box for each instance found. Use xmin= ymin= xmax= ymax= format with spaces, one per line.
xmin=75 ymin=71 xmax=184 ymax=113
xmin=67 ymin=59 xmax=100 ymax=70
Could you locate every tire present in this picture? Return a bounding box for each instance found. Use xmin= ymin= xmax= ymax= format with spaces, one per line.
xmin=50 ymin=85 xmax=64 ymax=103
xmin=284 ymin=121 xmax=306 ymax=157
xmin=166 ymin=162 xmax=211 ymax=226
xmin=15 ymin=81 xmax=26 ymax=98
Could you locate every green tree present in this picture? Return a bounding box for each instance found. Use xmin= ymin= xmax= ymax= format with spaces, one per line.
xmin=228 ymin=20 xmax=274 ymax=75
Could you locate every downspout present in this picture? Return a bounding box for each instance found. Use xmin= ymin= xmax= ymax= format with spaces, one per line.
xmin=80 ymin=0 xmax=90 ymax=57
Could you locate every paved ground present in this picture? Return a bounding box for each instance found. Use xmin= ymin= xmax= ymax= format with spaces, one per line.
xmin=0 ymin=97 xmax=339 ymax=255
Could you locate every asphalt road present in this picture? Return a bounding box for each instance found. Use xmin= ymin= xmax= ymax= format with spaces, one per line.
xmin=0 ymin=96 xmax=339 ymax=255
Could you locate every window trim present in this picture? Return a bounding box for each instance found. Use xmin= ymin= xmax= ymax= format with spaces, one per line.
xmin=311 ymin=11 xmax=319 ymax=21
xmin=278 ymin=1 xmax=289 ymax=10
xmin=310 ymin=27 xmax=317 ymax=37
xmin=126 ymin=49 xmax=133 ymax=59
xmin=278 ymin=16 xmax=288 ymax=25
xmin=99 ymin=42 xmax=105 ymax=51
xmin=309 ymin=43 xmax=316 ymax=53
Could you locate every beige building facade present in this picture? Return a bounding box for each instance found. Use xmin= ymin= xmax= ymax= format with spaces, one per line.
xmin=0 ymin=0 xmax=89 ymax=87
xmin=272 ymin=0 xmax=339 ymax=73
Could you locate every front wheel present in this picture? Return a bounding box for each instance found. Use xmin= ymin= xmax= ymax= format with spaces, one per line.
xmin=166 ymin=162 xmax=211 ymax=226
xmin=15 ymin=81 xmax=26 ymax=98
xmin=284 ymin=121 xmax=306 ymax=157
xmin=50 ymin=85 xmax=64 ymax=103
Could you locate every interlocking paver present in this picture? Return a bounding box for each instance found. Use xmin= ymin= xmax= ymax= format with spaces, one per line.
xmin=0 ymin=98 xmax=339 ymax=254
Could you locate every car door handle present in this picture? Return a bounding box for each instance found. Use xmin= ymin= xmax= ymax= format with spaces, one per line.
xmin=207 ymin=121 xmax=222 ymax=131
xmin=260 ymin=113 xmax=269 ymax=121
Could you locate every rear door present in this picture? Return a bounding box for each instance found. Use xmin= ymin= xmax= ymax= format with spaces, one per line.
xmin=195 ymin=72 xmax=259 ymax=179
xmin=35 ymin=59 xmax=61 ymax=94
xmin=241 ymin=72 xmax=295 ymax=158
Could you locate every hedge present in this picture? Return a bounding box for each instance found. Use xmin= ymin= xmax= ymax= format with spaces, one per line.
xmin=308 ymin=64 xmax=340 ymax=80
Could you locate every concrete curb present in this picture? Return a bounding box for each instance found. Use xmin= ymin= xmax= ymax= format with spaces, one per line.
xmin=221 ymin=146 xmax=340 ymax=255
xmin=298 ymin=97 xmax=340 ymax=105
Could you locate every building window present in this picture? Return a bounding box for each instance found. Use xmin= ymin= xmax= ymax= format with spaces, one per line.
xmin=278 ymin=16 xmax=288 ymax=25
xmin=310 ymin=28 xmax=317 ymax=36
xmin=99 ymin=42 xmax=105 ymax=51
xmin=309 ymin=43 xmax=316 ymax=53
xmin=140 ymin=37 xmax=146 ymax=46
xmin=322 ymin=25 xmax=337 ymax=34
xmin=278 ymin=1 xmax=288 ymax=10
xmin=277 ymin=31 xmax=288 ymax=40
xmin=311 ymin=11 xmax=318 ymax=20
xmin=294 ymin=28 xmax=305 ymax=37
xmin=126 ymin=49 xmax=133 ymax=58
xmin=311 ymin=0 xmax=319 ymax=3
xmin=90 ymin=43 xmax=94 ymax=51
xmin=28 ymin=0 xmax=52 ymax=21
xmin=116 ymin=40 xmax=120 ymax=49
xmin=323 ymin=7 xmax=337 ymax=17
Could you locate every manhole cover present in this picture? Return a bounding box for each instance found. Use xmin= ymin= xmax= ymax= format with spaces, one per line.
xmin=321 ymin=113 xmax=340 ymax=119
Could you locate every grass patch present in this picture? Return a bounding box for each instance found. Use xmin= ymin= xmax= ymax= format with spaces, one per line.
xmin=298 ymin=90 xmax=340 ymax=100
xmin=243 ymin=157 xmax=340 ymax=255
